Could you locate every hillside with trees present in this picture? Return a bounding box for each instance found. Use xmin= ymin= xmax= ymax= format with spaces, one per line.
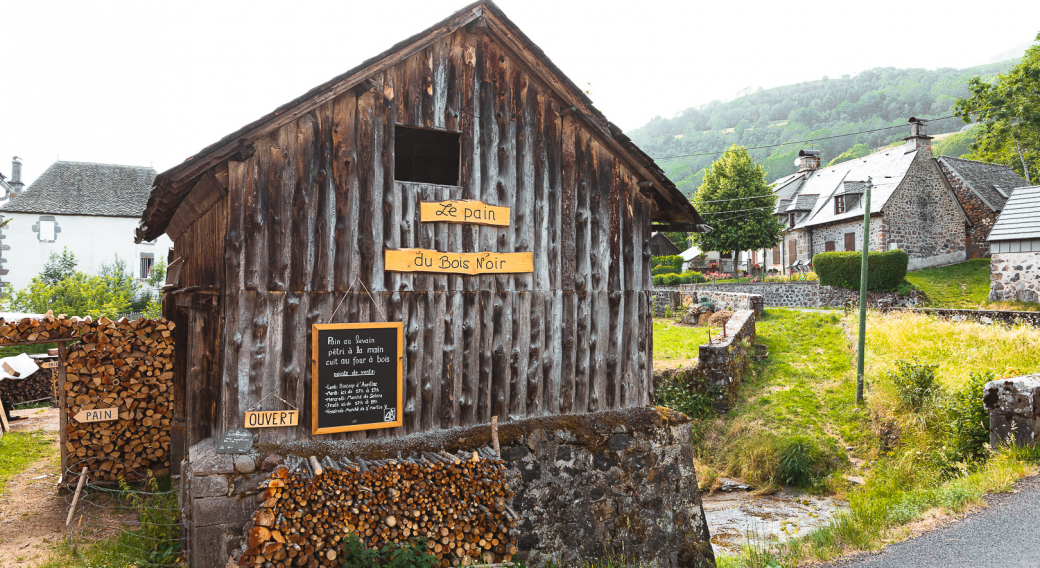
xmin=629 ymin=60 xmax=1020 ymax=195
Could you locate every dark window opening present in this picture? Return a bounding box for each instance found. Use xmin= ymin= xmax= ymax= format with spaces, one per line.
xmin=394 ymin=125 xmax=461 ymax=186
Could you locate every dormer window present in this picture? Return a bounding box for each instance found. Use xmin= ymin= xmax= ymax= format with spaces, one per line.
xmin=835 ymin=195 xmax=846 ymax=214
xmin=788 ymin=213 xmax=796 ymax=228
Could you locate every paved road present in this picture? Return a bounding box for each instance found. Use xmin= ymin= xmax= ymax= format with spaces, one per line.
xmin=828 ymin=476 xmax=1040 ymax=568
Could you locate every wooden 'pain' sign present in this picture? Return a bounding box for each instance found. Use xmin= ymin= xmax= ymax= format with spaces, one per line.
xmin=420 ymin=200 xmax=509 ymax=227
xmin=74 ymin=407 xmax=118 ymax=423
xmin=385 ymin=249 xmax=533 ymax=275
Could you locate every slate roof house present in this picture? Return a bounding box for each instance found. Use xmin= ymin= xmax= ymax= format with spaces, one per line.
xmin=756 ymin=118 xmax=1027 ymax=272
xmin=936 ymin=155 xmax=1028 ymax=258
xmin=988 ymin=185 xmax=1040 ymax=303
xmin=0 ymin=160 xmax=173 ymax=290
xmin=650 ymin=232 xmax=682 ymax=256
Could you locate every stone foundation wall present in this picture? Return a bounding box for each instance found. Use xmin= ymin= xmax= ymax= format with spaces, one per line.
xmin=651 ymin=286 xmax=683 ymax=316
xmin=182 ymin=409 xmax=715 ymax=568
xmin=879 ymin=307 xmax=1040 ymax=327
xmin=984 ymin=374 xmax=1040 ymax=448
xmin=990 ymin=252 xmax=1040 ymax=304
xmin=678 ymin=289 xmax=764 ymax=315
xmin=683 ymin=282 xmax=921 ymax=310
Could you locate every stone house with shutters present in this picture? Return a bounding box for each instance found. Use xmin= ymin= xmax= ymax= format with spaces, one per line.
xmin=988 ymin=185 xmax=1040 ymax=303
xmin=0 ymin=160 xmax=173 ymax=291
xmin=752 ymin=118 xmax=1026 ymax=273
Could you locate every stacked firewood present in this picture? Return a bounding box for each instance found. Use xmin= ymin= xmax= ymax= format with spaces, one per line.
xmin=0 ymin=367 xmax=55 ymax=404
xmin=0 ymin=314 xmax=79 ymax=342
xmin=240 ymin=449 xmax=519 ymax=568
xmin=62 ymin=318 xmax=175 ymax=482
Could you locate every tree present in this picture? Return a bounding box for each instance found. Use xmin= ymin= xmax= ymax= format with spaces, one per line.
xmin=41 ymin=249 xmax=78 ymax=285
xmin=690 ymin=145 xmax=785 ymax=268
xmin=954 ymin=32 xmax=1040 ymax=184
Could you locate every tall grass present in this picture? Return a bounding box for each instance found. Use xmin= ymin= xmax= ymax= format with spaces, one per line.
xmin=860 ymin=311 xmax=1040 ymax=388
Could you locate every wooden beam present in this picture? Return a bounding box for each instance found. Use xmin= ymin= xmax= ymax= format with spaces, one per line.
xmin=166 ymin=171 xmax=227 ymax=241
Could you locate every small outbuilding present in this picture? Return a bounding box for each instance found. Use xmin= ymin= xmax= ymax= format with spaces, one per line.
xmin=988 ymin=185 xmax=1040 ymax=303
xmin=137 ymin=2 xmax=713 ymax=565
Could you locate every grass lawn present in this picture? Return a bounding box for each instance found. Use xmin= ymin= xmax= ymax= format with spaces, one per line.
xmin=905 ymin=259 xmax=991 ymax=309
xmin=0 ymin=431 xmax=54 ymax=496
xmin=905 ymin=259 xmax=1040 ymax=311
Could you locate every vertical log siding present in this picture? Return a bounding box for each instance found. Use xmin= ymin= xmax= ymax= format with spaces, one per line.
xmin=205 ymin=30 xmax=656 ymax=443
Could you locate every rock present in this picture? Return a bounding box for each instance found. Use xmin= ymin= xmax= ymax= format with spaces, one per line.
xmin=234 ymin=455 xmax=257 ymax=474
xmin=261 ymin=454 xmax=281 ymax=471
xmin=1016 ymin=289 xmax=1039 ymax=303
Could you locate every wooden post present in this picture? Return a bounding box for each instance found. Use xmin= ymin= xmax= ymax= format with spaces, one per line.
xmin=491 ymin=416 xmax=500 ymax=458
xmin=56 ymin=342 xmax=69 ymax=482
xmin=0 ymin=399 xmax=9 ymax=437
xmin=66 ymin=466 xmax=88 ymax=526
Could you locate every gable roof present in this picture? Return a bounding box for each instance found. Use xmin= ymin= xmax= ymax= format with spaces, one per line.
xmin=1 ymin=161 xmax=156 ymax=217
xmin=936 ymin=156 xmax=1029 ymax=212
xmin=773 ymin=147 xmax=919 ymax=230
xmin=989 ymin=185 xmax=1040 ymax=242
xmin=136 ymin=0 xmax=703 ymax=242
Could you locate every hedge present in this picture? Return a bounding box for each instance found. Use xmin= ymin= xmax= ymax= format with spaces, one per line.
xmin=652 ymin=271 xmax=705 ymax=286
xmin=812 ymin=249 xmax=909 ymax=292
xmin=652 ymin=265 xmax=679 ymax=276
xmin=652 ymin=255 xmax=684 ymax=270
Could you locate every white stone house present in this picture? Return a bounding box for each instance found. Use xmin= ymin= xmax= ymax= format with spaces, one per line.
xmin=988 ymin=185 xmax=1040 ymax=304
xmin=0 ymin=160 xmax=173 ymax=291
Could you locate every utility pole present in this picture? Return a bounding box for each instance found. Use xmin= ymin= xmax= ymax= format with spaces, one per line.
xmin=856 ymin=177 xmax=872 ymax=405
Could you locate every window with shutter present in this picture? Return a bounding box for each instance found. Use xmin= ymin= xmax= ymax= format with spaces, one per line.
xmin=844 ymin=232 xmax=856 ymax=251
xmin=772 ymin=247 xmax=780 ymax=264
xmin=834 ymin=195 xmax=846 ymax=214
xmin=140 ymin=254 xmax=155 ymax=279
xmin=788 ymin=240 xmax=797 ymax=264
xmin=825 ymin=241 xmax=835 ymax=252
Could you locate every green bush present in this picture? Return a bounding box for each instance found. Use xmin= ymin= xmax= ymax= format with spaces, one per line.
xmin=652 ymin=271 xmax=706 ymax=286
xmin=945 ymin=370 xmax=993 ymax=462
xmin=652 ymin=265 xmax=679 ymax=276
xmin=652 ymin=255 xmax=684 ymax=268
xmin=812 ymin=249 xmax=909 ymax=291
xmin=886 ymin=359 xmax=939 ymax=411
xmin=341 ymin=533 xmax=439 ymax=568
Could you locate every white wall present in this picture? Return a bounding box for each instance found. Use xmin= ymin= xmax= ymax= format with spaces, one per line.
xmin=0 ymin=212 xmax=172 ymax=291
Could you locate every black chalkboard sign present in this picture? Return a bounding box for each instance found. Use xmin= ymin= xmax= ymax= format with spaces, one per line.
xmin=216 ymin=428 xmax=254 ymax=454
xmin=311 ymin=323 xmax=403 ymax=435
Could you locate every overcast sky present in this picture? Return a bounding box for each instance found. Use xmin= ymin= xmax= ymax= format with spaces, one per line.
xmin=2 ymin=0 xmax=1038 ymax=187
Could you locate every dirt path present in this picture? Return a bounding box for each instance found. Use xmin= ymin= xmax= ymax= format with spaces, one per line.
xmin=0 ymin=406 xmax=130 ymax=567
xmin=0 ymin=437 xmax=68 ymax=567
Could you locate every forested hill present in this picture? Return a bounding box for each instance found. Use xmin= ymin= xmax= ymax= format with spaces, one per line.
xmin=629 ymin=61 xmax=1018 ymax=195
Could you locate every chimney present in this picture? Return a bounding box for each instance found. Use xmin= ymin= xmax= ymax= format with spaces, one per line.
xmin=8 ymin=157 xmax=24 ymax=198
xmin=904 ymin=117 xmax=932 ymax=153
xmin=795 ymin=149 xmax=821 ymax=172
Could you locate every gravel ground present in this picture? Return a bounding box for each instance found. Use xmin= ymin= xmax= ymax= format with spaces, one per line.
xmin=826 ymin=475 xmax=1040 ymax=568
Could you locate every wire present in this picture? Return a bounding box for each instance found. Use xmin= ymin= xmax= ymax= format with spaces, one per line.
xmin=699 ymin=205 xmax=776 ymax=215
xmin=650 ymin=113 xmax=969 ymax=161
xmin=694 ymin=193 xmax=779 ymax=204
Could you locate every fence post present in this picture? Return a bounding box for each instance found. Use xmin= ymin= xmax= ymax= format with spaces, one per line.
xmin=856 ymin=177 xmax=873 ymax=405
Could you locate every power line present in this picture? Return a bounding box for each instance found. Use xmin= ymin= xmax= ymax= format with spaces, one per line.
xmin=700 ymin=205 xmax=776 ymax=215
xmin=651 ymin=114 xmax=967 ymax=161
xmin=695 ymin=193 xmax=778 ymax=204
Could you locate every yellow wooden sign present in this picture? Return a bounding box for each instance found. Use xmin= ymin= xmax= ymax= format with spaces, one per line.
xmin=419 ymin=200 xmax=510 ymax=227
xmin=385 ymin=249 xmax=533 ymax=275
xmin=41 ymin=361 xmax=59 ymax=369
xmin=74 ymin=407 xmax=117 ymax=423
xmin=245 ymin=410 xmax=300 ymax=428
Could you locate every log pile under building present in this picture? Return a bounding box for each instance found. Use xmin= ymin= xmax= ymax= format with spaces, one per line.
xmin=239 ymin=448 xmax=518 ymax=568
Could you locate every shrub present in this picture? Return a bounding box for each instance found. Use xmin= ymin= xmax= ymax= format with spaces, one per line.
xmin=945 ymin=370 xmax=993 ymax=461
xmin=652 ymin=265 xmax=679 ymax=276
xmin=652 ymin=255 xmax=684 ymax=270
xmin=653 ymin=379 xmax=717 ymax=421
xmin=812 ymin=249 xmax=909 ymax=291
xmin=652 ymin=271 xmax=705 ymax=286
xmin=886 ymin=359 xmax=939 ymax=411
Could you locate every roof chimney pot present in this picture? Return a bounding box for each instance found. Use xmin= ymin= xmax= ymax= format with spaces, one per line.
xmin=905 ymin=117 xmax=932 ymax=153
xmin=795 ymin=149 xmax=821 ymax=172
xmin=8 ymin=157 xmax=24 ymax=199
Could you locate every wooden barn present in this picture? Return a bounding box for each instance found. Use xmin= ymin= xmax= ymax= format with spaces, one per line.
xmin=136 ymin=0 xmax=706 ymax=466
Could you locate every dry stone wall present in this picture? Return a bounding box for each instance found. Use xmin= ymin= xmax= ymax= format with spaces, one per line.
xmin=683 ymin=282 xmax=920 ymax=309
xmin=984 ymin=374 xmax=1040 ymax=447
xmin=990 ymin=252 xmax=1040 ymax=304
